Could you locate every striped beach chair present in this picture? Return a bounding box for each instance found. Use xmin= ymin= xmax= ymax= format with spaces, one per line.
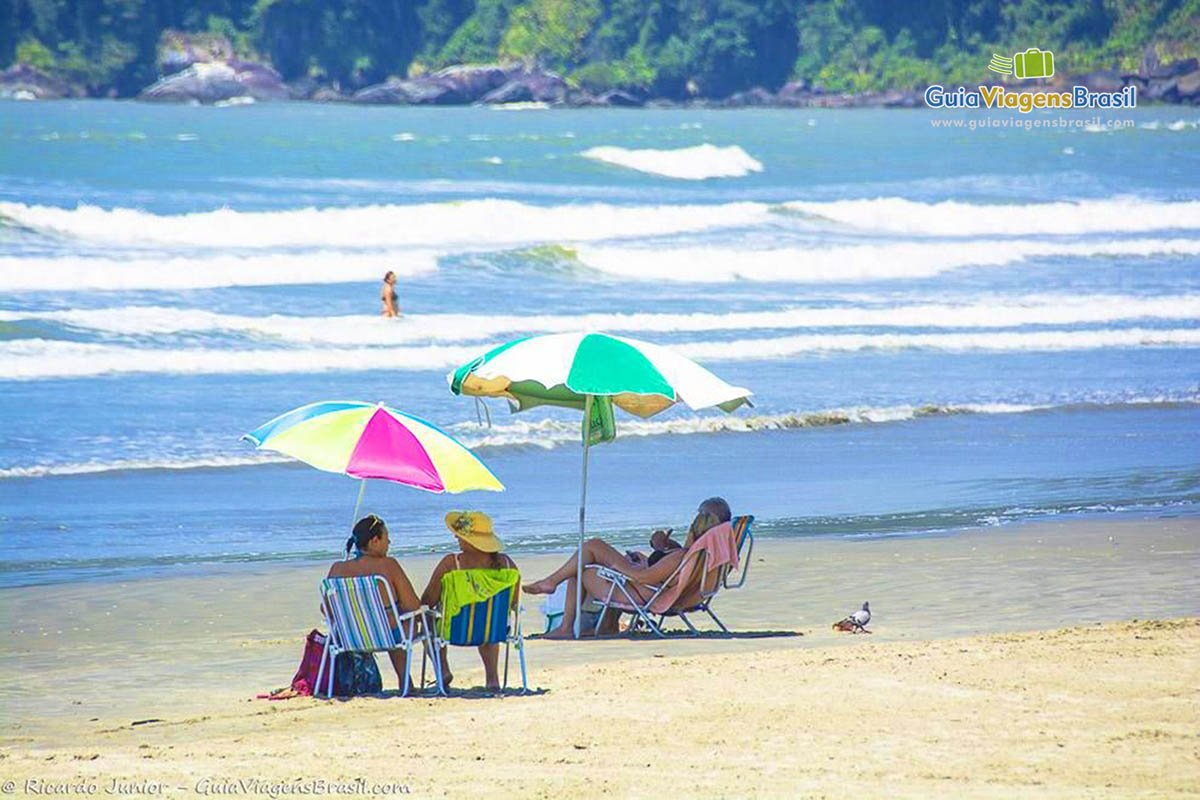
xmin=591 ymin=515 xmax=755 ymax=637
xmin=317 ymin=575 xmax=441 ymax=698
xmin=426 ymin=571 xmax=529 ymax=694
xmin=668 ymin=514 xmax=755 ymax=634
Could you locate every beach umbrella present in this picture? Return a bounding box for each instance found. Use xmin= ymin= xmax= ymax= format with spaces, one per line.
xmin=448 ymin=331 xmax=752 ymax=637
xmin=242 ymin=401 xmax=504 ymax=524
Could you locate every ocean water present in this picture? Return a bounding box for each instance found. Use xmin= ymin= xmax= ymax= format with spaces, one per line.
xmin=1 ymin=101 xmax=1198 ymax=588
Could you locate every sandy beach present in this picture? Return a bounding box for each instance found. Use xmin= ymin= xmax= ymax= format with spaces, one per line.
xmin=2 ymin=515 xmax=1198 ymax=797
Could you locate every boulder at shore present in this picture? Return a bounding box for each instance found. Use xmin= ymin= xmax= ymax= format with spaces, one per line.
xmin=139 ymin=61 xmax=289 ymax=103
xmin=0 ymin=64 xmax=82 ymax=100
xmin=352 ymin=63 xmax=518 ymax=105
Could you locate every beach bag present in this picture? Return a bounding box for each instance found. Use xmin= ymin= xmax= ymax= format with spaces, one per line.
xmin=289 ymin=629 xmax=327 ymax=696
xmin=333 ymin=651 xmax=382 ymax=697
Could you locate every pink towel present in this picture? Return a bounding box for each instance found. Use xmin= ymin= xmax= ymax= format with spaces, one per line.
xmin=648 ymin=522 xmax=738 ymax=614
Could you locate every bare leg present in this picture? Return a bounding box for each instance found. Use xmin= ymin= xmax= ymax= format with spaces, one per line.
xmin=478 ymin=643 xmax=501 ymax=690
xmin=385 ymin=650 xmax=412 ymax=691
xmin=544 ymin=577 xmax=580 ymax=639
xmin=438 ymin=649 xmax=454 ymax=689
xmin=524 ymin=538 xmax=633 ymax=594
xmin=544 ymin=570 xmax=647 ymax=639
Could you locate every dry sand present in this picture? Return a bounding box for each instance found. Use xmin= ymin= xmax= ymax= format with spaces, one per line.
xmin=2 ymin=516 xmax=1198 ymax=797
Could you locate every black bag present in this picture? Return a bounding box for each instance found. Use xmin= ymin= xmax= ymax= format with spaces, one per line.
xmin=333 ymin=651 xmax=382 ymax=697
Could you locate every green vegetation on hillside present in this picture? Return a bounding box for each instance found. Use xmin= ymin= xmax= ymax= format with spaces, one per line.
xmin=2 ymin=0 xmax=1198 ymax=97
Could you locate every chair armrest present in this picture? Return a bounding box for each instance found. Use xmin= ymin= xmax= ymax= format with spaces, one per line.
xmin=591 ymin=565 xmax=628 ymax=585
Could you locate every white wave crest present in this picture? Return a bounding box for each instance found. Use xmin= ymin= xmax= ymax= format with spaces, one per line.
xmin=0 ymin=251 xmax=437 ymax=292
xmin=4 ymin=295 xmax=1199 ymax=344
xmin=6 ymin=398 xmax=1195 ymax=478
xmin=674 ymin=328 xmax=1200 ymax=361
xmin=575 ymin=238 xmax=1200 ymax=282
xmin=0 ymin=198 xmax=770 ymax=248
xmin=782 ymin=197 xmax=1200 ymax=236
xmin=0 ymin=453 xmax=285 ymax=478
xmin=448 ymin=403 xmax=1045 ymax=450
xmin=4 ymin=328 xmax=1198 ymax=381
xmin=582 ymin=144 xmax=764 ymax=179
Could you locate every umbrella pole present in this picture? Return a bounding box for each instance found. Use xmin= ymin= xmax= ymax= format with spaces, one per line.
xmin=575 ymin=395 xmax=593 ymax=639
xmin=351 ymin=478 xmax=368 ymax=529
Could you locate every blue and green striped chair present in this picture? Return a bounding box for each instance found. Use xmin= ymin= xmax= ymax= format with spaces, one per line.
xmin=317 ymin=575 xmax=442 ymax=698
xmin=427 ymin=571 xmax=528 ymax=694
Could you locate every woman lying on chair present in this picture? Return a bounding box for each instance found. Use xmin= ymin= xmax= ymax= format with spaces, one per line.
xmin=421 ymin=511 xmax=518 ymax=691
xmin=326 ymin=514 xmax=422 ymax=688
xmin=523 ymin=497 xmax=730 ymax=639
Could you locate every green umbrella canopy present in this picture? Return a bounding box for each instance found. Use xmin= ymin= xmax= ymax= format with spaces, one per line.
xmin=449 ymin=331 xmax=752 ymax=420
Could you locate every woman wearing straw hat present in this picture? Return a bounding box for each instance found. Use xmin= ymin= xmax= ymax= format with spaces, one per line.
xmin=421 ymin=511 xmax=518 ymax=692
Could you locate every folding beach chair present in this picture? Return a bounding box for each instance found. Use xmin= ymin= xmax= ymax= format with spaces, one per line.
xmin=590 ymin=515 xmax=755 ymax=637
xmin=317 ymin=575 xmax=442 ymax=698
xmin=425 ymin=570 xmax=529 ymax=694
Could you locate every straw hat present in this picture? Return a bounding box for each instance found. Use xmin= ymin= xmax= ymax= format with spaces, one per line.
xmin=445 ymin=511 xmax=503 ymax=553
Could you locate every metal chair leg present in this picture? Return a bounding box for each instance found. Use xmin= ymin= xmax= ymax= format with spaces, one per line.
xmin=315 ymin=641 xmax=330 ymax=699
xmin=704 ymin=605 xmax=731 ymax=635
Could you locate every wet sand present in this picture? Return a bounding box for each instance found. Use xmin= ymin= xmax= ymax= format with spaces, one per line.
xmin=1 ymin=515 xmax=1198 ymax=796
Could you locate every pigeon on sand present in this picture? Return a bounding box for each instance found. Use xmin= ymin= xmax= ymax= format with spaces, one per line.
xmin=834 ymin=601 xmax=871 ymax=633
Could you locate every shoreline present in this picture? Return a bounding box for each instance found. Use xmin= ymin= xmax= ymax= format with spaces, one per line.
xmin=3 ymin=506 xmax=1196 ymax=590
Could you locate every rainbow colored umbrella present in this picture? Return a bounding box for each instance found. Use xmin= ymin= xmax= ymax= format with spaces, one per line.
xmin=242 ymin=401 xmax=503 ymax=521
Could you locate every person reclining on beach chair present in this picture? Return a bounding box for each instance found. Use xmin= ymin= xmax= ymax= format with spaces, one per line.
xmin=421 ymin=511 xmax=525 ymax=692
xmin=592 ymin=513 xmax=753 ymax=637
xmin=324 ymin=514 xmax=430 ymax=692
xmin=523 ymin=497 xmax=731 ymax=639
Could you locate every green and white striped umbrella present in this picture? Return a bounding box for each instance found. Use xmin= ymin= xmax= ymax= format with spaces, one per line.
xmin=449 ymin=331 xmax=752 ymax=424
xmin=448 ymin=331 xmax=752 ymax=638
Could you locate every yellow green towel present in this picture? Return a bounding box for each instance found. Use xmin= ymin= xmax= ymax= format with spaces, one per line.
xmin=439 ymin=568 xmax=520 ymax=639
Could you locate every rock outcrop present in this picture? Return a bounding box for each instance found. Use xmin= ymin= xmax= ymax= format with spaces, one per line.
xmin=0 ymin=63 xmax=83 ymax=99
xmin=138 ymin=61 xmax=288 ymax=103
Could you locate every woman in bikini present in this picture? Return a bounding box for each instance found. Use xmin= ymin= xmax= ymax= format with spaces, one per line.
xmin=326 ymin=514 xmax=422 ymax=688
xmin=380 ymin=271 xmax=399 ymax=317
xmin=421 ymin=511 xmax=517 ymax=691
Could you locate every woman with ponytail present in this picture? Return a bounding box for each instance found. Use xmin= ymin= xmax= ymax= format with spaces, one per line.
xmin=326 ymin=514 xmax=421 ymax=688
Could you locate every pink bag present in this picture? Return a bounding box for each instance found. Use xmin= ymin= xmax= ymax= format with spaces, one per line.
xmin=258 ymin=629 xmax=327 ymax=700
xmin=290 ymin=629 xmax=328 ymax=696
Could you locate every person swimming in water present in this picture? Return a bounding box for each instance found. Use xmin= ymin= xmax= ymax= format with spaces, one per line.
xmin=380 ymin=271 xmax=399 ymax=317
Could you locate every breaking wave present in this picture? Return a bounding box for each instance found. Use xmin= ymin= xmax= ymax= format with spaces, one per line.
xmin=4 ymin=328 xmax=1198 ymax=381
xmin=582 ymin=144 xmax=764 ymax=179
xmin=3 ymin=295 xmax=1198 ymax=344
xmin=0 ymin=198 xmax=771 ymax=248
xmin=0 ymin=251 xmax=438 ymax=292
xmin=782 ymin=197 xmax=1200 ymax=236
xmin=574 ymin=238 xmax=1200 ymax=282
xmin=6 ymin=398 xmax=1193 ymax=479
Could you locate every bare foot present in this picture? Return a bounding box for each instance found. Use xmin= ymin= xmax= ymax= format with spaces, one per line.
xmin=522 ymin=578 xmax=558 ymax=595
xmin=543 ymin=626 xmax=575 ymax=640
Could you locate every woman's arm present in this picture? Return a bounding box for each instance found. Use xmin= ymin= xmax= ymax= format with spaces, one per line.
xmin=622 ymin=548 xmax=686 ymax=585
xmin=386 ymin=558 xmax=422 ymax=612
